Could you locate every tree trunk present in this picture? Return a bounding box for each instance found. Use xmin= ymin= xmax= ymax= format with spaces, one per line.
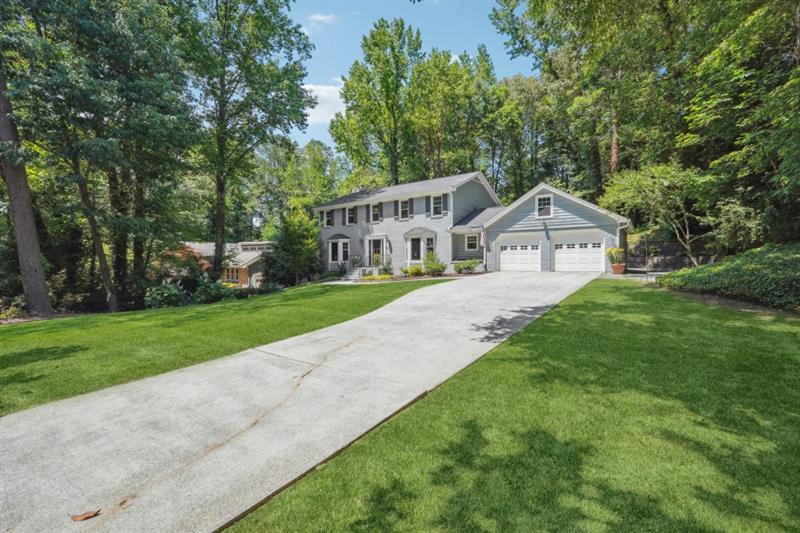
xmin=131 ymin=170 xmax=146 ymax=306
xmin=609 ymin=115 xmax=619 ymax=175
xmin=589 ymin=118 xmax=604 ymax=199
xmin=212 ymin=174 xmax=226 ymax=279
xmin=107 ymin=166 xmax=129 ymax=298
xmin=73 ymin=157 xmax=118 ymax=312
xmin=0 ymin=64 xmax=51 ymax=314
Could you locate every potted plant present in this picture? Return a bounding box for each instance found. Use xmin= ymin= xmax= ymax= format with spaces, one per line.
xmin=606 ymin=247 xmax=626 ymax=274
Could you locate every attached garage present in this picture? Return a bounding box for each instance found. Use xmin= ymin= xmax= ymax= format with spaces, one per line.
xmin=481 ymin=183 xmax=629 ymax=274
xmin=499 ymin=240 xmax=541 ymax=271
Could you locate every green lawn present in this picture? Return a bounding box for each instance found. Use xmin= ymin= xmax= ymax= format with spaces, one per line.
xmin=0 ymin=281 xmax=442 ymax=415
xmin=231 ymin=279 xmax=800 ymax=532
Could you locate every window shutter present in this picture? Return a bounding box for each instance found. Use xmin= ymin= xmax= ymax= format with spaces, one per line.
xmin=341 ymin=208 xmax=346 ymax=225
xmin=442 ymin=193 xmax=449 ymax=213
xmin=378 ymin=202 xmax=384 ymax=220
xmin=394 ymin=200 xmax=399 ymax=220
xmin=409 ymin=198 xmax=414 ymax=215
xmin=425 ymin=196 xmax=431 ymax=215
xmin=366 ymin=204 xmax=370 ymax=222
xmin=318 ymin=211 xmax=324 ymax=224
xmin=353 ymin=206 xmax=358 ymax=223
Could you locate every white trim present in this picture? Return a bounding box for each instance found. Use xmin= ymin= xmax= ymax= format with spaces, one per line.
xmin=366 ymin=236 xmax=386 ymax=266
xmin=465 ymin=234 xmax=479 ymax=251
xmin=405 ymin=234 xmax=436 ymax=264
xmin=483 ymin=183 xmax=629 ymax=229
xmin=431 ymin=194 xmax=443 ymax=216
xmin=369 ymin=203 xmax=381 ymax=223
xmin=345 ymin=206 xmax=356 ymax=225
xmin=534 ymin=193 xmax=554 ymax=219
xmin=324 ymin=209 xmax=334 ymax=228
xmin=399 ymin=198 xmax=410 ymax=220
xmin=328 ymin=238 xmax=350 ymax=264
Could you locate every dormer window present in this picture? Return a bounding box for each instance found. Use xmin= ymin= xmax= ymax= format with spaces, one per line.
xmin=536 ymin=195 xmax=552 ymax=218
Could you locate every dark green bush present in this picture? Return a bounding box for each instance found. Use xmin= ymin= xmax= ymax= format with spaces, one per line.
xmin=454 ymin=259 xmax=481 ymax=274
xmin=144 ymin=283 xmax=189 ymax=308
xmin=193 ymin=277 xmax=237 ymax=304
xmin=657 ymin=244 xmax=800 ymax=309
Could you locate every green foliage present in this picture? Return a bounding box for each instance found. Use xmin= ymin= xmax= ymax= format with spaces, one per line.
xmin=423 ymin=252 xmax=446 ymax=276
xmin=144 ymin=283 xmax=189 ymax=309
xmin=605 ymin=247 xmax=625 ymax=264
xmin=657 ymin=244 xmax=800 ymax=309
xmin=192 ymin=277 xmax=237 ymax=304
xmin=703 ymin=199 xmax=765 ymax=255
xmin=400 ymin=265 xmax=425 ymax=277
xmin=263 ymin=209 xmax=322 ymax=286
xmin=361 ymin=274 xmax=393 ymax=282
xmin=378 ymin=256 xmax=394 ymax=276
xmin=454 ymin=259 xmax=481 ymax=274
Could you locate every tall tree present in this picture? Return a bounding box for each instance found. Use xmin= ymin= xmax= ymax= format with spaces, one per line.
xmin=331 ymin=18 xmax=422 ymax=184
xmin=179 ymin=0 xmax=313 ymax=279
xmin=0 ymin=61 xmax=51 ymax=314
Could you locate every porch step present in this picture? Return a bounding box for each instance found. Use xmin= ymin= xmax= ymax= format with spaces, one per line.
xmin=341 ymin=268 xmax=362 ymax=281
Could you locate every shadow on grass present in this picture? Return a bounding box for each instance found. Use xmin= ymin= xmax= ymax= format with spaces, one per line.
xmin=0 ymin=345 xmax=86 ymax=371
xmin=469 ymin=305 xmax=553 ymax=343
xmin=511 ymin=281 xmax=800 ymax=526
xmin=349 ymin=479 xmax=418 ymax=532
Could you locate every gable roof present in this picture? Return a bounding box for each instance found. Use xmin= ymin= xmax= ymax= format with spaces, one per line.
xmin=183 ymin=241 xmax=272 ymax=268
xmin=450 ymin=206 xmax=506 ymax=232
xmin=315 ymin=171 xmax=501 ymax=209
xmin=483 ymin=183 xmax=629 ymax=229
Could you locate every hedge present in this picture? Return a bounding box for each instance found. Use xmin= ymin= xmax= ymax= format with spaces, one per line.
xmin=656 ymin=244 xmax=800 ymax=310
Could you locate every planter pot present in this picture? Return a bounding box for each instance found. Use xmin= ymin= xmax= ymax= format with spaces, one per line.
xmin=611 ymin=263 xmax=626 ymax=275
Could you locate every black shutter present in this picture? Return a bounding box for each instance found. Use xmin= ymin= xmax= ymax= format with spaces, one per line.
xmin=378 ymin=202 xmax=383 ymax=220
xmin=442 ymin=193 xmax=449 ymax=212
xmin=394 ymin=200 xmax=399 ymax=220
xmin=353 ymin=206 xmax=358 ymax=223
xmin=425 ymin=196 xmax=431 ymax=215
xmin=318 ymin=210 xmax=324 ymax=224
xmin=365 ymin=204 xmax=370 ymax=222
xmin=341 ymin=208 xmax=346 ymax=225
xmin=409 ymin=198 xmax=414 ymax=215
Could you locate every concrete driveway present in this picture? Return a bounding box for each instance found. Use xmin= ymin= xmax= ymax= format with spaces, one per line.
xmin=0 ymin=272 xmax=597 ymax=532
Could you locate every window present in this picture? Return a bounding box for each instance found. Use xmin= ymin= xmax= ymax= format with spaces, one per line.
xmin=346 ymin=207 xmax=356 ymax=225
xmin=536 ymin=195 xmax=552 ymax=218
xmin=592 ymin=242 xmax=602 ymax=248
xmin=466 ymin=234 xmax=478 ymax=250
xmin=426 ymin=237 xmax=435 ymax=255
xmin=531 ymin=244 xmax=539 ymax=250
xmin=400 ymin=199 xmax=410 ymax=219
xmin=224 ymin=268 xmax=238 ymax=283
xmin=579 ymin=243 xmax=588 ymax=249
xmin=432 ymin=195 xmax=443 ymax=216
xmin=566 ymin=243 xmax=576 ymax=249
xmin=325 ymin=210 xmax=334 ymax=227
xmin=371 ymin=203 xmax=381 ymax=223
xmin=500 ymin=245 xmax=508 ymax=251
xmin=341 ymin=241 xmax=349 ymax=262
xmin=554 ymin=244 xmax=564 ymax=250
xmin=520 ymin=245 xmax=528 ymax=250
xmin=510 ymin=245 xmax=518 ymax=251
xmin=330 ymin=242 xmax=339 ymax=262
xmin=410 ymin=237 xmax=422 ymax=261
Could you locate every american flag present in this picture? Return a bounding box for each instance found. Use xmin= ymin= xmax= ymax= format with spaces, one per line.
xmin=480 ymin=230 xmax=488 ymax=249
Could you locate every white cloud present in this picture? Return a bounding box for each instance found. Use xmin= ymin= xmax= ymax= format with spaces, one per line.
xmin=305 ymin=84 xmax=345 ymax=125
xmin=304 ymin=13 xmax=336 ymax=34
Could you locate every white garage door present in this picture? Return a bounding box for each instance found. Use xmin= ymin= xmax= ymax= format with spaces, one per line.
xmin=499 ymin=242 xmax=541 ymax=271
xmin=554 ymin=235 xmax=604 ymax=272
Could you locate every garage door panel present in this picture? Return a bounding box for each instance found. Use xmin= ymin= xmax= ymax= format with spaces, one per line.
xmin=554 ymin=234 xmax=604 ymax=272
xmin=499 ymin=241 xmax=541 ymax=271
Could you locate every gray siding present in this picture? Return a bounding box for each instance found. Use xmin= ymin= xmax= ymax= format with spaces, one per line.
xmin=452 ymin=178 xmax=500 ymax=223
xmin=452 ymin=233 xmax=483 ymax=260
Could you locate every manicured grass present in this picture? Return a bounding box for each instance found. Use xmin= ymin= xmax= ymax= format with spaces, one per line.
xmin=0 ymin=281 xmax=442 ymax=415
xmin=231 ymin=279 xmax=800 ymax=532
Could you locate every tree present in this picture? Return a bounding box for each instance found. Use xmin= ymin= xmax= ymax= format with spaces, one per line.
xmin=331 ymin=18 xmax=422 ymax=184
xmin=0 ymin=56 xmax=51 ymax=314
xmin=262 ymin=208 xmax=321 ymax=286
xmin=179 ymin=0 xmax=313 ymax=279
xmin=601 ymin=164 xmax=708 ymax=266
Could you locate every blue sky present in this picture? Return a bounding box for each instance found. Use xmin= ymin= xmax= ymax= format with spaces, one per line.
xmin=288 ymin=0 xmax=533 ymax=147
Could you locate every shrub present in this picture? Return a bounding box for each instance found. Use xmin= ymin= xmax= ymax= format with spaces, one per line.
xmin=349 ymin=255 xmax=363 ymax=268
xmin=400 ymin=265 xmax=425 ymax=277
xmin=145 ymin=283 xmax=189 ymax=308
xmin=657 ymin=244 xmax=800 ymax=309
xmin=336 ymin=262 xmax=348 ymax=276
xmin=193 ymin=277 xmax=237 ymax=304
xmin=361 ymin=274 xmax=393 ymax=281
xmin=379 ymin=256 xmax=393 ymax=275
xmin=606 ymin=247 xmax=625 ymax=264
xmin=318 ymin=271 xmax=342 ymax=281
xmin=454 ymin=259 xmax=481 ymax=274
xmin=423 ymin=251 xmax=446 ymax=276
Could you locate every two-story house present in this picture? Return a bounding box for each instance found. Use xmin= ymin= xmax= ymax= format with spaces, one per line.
xmin=315 ymin=171 xmax=628 ymax=275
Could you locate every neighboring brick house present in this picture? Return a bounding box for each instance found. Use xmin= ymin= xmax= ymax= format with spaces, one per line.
xmin=183 ymin=241 xmax=272 ymax=287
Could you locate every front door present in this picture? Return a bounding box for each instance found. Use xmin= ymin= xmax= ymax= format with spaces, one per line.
xmin=369 ymin=239 xmax=383 ymax=266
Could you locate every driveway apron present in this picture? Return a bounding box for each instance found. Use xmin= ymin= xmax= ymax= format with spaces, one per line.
xmin=0 ymin=272 xmax=597 ymax=532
